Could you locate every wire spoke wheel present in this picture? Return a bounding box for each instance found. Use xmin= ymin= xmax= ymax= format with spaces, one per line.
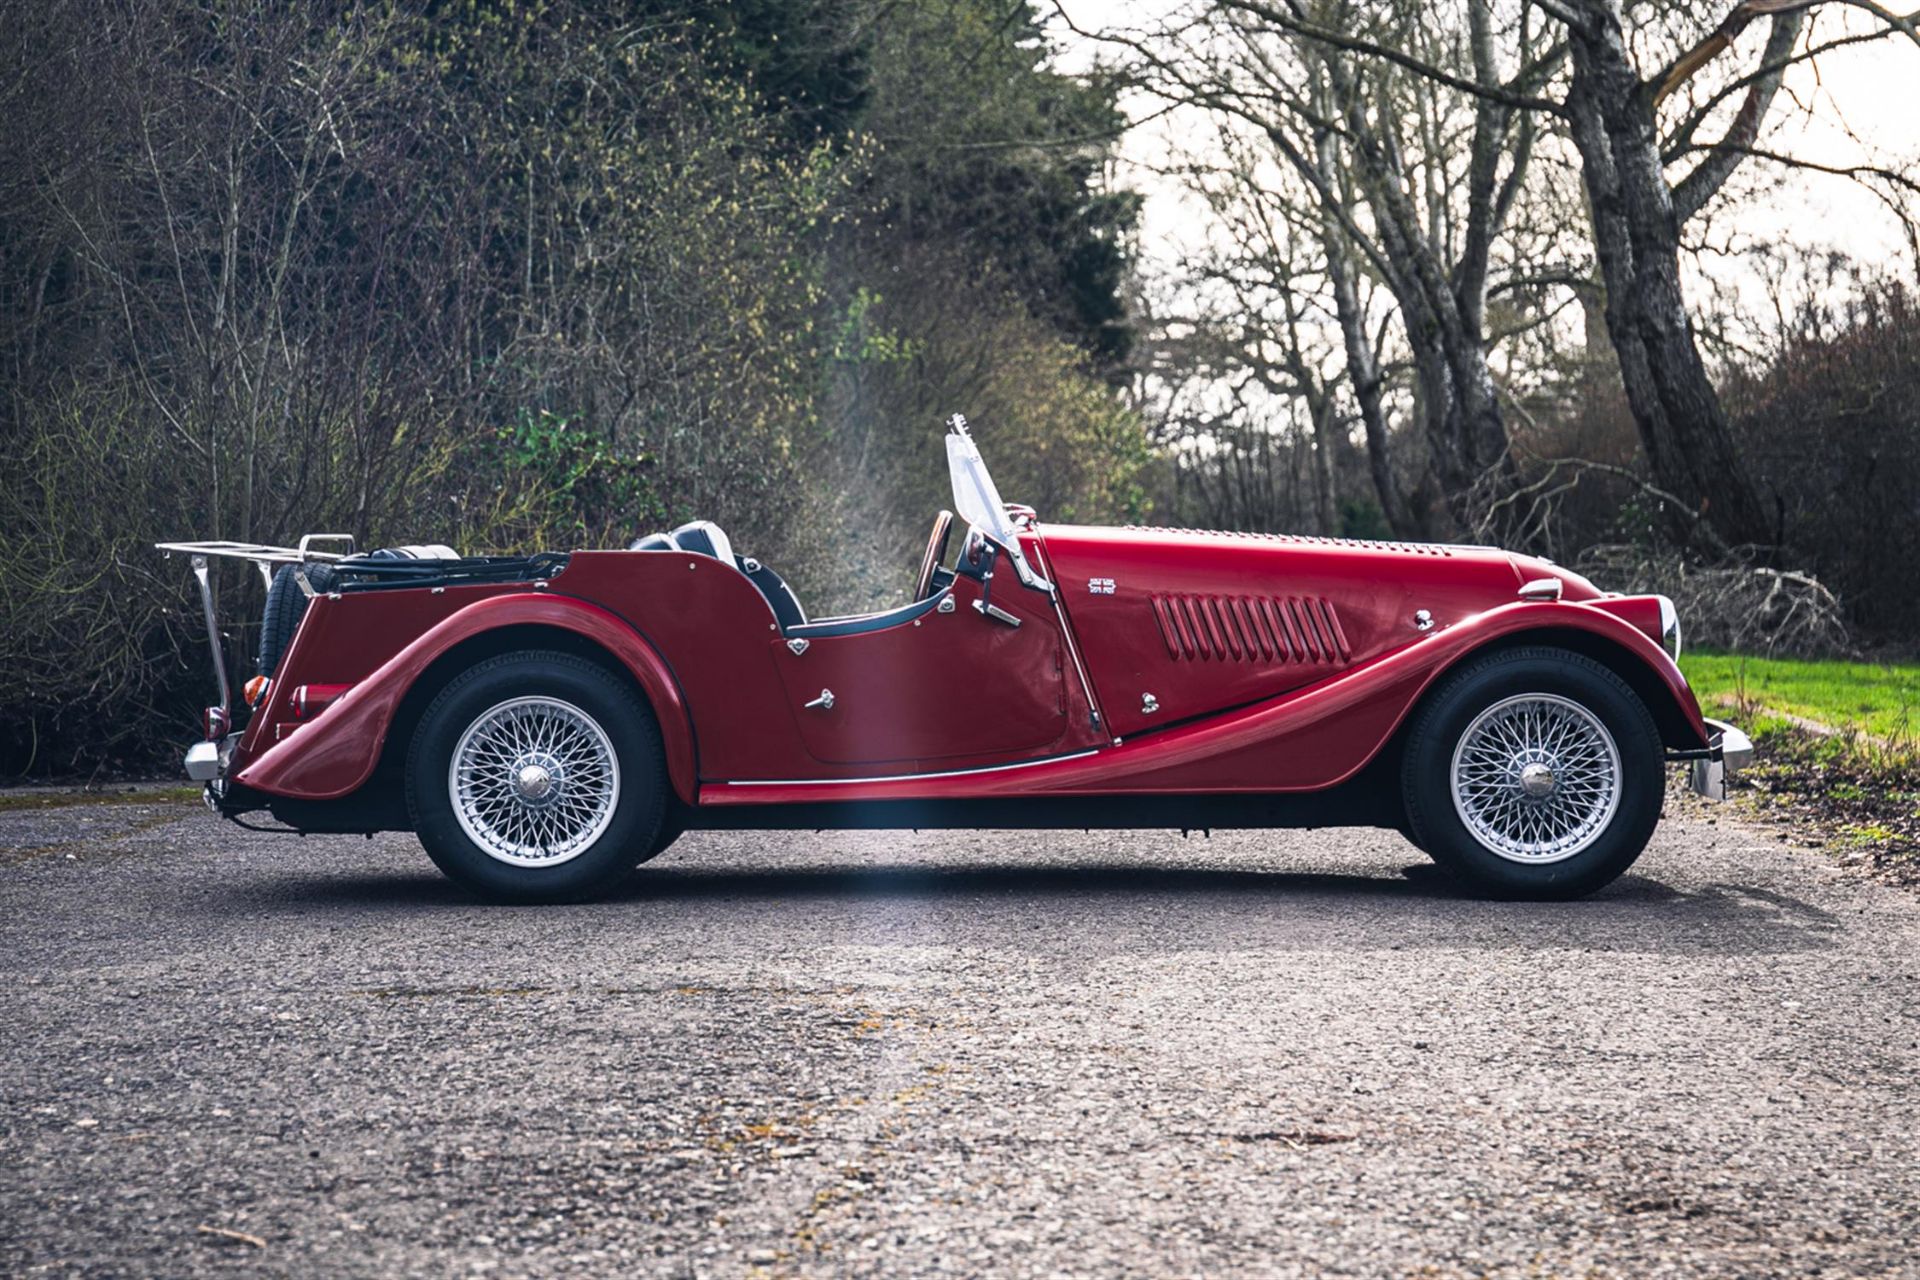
xmin=449 ymin=695 xmax=621 ymax=868
xmin=1449 ymin=693 xmax=1621 ymax=865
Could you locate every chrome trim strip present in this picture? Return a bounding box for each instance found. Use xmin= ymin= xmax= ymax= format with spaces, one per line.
xmin=721 ymin=748 xmax=1100 ymax=788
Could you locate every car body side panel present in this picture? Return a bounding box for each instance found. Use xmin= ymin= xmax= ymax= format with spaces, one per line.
xmin=237 ymin=549 xmax=1113 ymax=802
xmin=1037 ymin=525 xmax=1533 ymax=738
xmin=698 ymin=600 xmax=1707 ymax=806
xmin=236 ymin=590 xmax=698 ymax=803
xmin=550 ymin=551 xmax=1101 ymax=780
xmin=232 ymin=535 xmax=1705 ymax=811
xmin=768 ymin=577 xmax=1071 ymax=765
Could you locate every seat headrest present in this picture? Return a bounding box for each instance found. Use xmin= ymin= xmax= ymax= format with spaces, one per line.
xmin=669 ymin=520 xmax=734 ymax=564
xmin=628 ymin=532 xmax=675 ymax=551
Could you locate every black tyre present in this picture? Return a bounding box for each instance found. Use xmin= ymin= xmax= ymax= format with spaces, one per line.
xmin=643 ymin=808 xmax=686 ymax=863
xmin=1400 ymin=646 xmax=1663 ymax=899
xmin=406 ymin=650 xmax=667 ymax=903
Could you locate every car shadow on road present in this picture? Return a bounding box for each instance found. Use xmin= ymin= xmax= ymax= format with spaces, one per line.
xmin=240 ymin=861 xmax=1843 ymax=955
xmin=619 ymin=861 xmax=1482 ymax=902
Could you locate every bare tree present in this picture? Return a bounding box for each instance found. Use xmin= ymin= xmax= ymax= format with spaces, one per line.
xmin=1077 ymin=1 xmax=1567 ymax=535
xmin=1191 ymin=0 xmax=1920 ymax=549
xmin=1136 ymin=113 xmax=1427 ymax=537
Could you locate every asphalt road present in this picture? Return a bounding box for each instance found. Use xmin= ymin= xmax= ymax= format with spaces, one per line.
xmin=2 ymin=793 xmax=1916 ymax=1278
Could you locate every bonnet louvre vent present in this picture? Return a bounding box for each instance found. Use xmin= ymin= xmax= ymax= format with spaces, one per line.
xmin=1122 ymin=527 xmax=1456 ymax=556
xmin=1150 ymin=594 xmax=1351 ymax=665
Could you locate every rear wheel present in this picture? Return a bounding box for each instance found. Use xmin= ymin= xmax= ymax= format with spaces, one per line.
xmin=407 ymin=651 xmax=666 ymax=902
xmin=1401 ymin=646 xmax=1663 ymax=899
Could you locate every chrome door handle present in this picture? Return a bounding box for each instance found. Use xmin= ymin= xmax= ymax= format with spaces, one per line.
xmin=973 ymin=600 xmax=1022 ymax=628
xmin=804 ymin=688 xmax=835 ymax=711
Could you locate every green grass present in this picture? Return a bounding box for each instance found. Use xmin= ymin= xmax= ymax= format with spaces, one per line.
xmin=1679 ymin=650 xmax=1920 ymax=744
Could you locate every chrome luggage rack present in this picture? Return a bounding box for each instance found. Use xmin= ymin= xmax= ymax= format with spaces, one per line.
xmin=155 ymin=537 xmax=362 ymax=733
xmin=155 ymin=535 xmax=361 ymax=590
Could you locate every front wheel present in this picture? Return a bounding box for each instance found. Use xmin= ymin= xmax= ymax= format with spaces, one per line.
xmin=407 ymin=651 xmax=667 ymax=903
xmin=1401 ymin=646 xmax=1664 ymax=899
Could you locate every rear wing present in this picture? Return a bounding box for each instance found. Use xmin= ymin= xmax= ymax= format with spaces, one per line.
xmin=158 ymin=536 xmax=570 ymax=753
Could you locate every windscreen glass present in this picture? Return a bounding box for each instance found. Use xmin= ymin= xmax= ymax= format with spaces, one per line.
xmin=945 ymin=429 xmax=1017 ymax=547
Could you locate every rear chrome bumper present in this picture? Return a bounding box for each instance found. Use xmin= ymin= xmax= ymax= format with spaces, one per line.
xmin=183 ymin=732 xmax=241 ymax=783
xmin=1687 ymin=717 xmax=1754 ymax=801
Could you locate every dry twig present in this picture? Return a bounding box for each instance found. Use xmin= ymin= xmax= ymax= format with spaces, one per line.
xmin=195 ymin=1224 xmax=267 ymax=1249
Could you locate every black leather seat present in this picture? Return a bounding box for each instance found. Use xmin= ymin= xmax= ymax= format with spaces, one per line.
xmin=668 ymin=520 xmax=733 ymax=562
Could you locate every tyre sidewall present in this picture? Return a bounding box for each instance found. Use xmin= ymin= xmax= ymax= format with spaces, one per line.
xmin=258 ymin=564 xmax=333 ymax=677
xmin=1404 ymin=649 xmax=1663 ymax=899
xmin=407 ymin=652 xmax=665 ymax=903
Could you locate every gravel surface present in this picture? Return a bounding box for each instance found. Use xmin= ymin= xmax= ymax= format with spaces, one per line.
xmin=2 ymin=795 xmax=1916 ymax=1278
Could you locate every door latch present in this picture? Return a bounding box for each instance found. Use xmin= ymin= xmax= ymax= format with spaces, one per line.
xmin=973 ymin=600 xmax=1022 ymax=628
xmin=804 ymin=688 xmax=835 ymax=711
xmin=970 ymin=567 xmax=1022 ymax=627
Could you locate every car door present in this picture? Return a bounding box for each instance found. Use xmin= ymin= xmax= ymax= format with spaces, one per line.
xmin=770 ymin=548 xmax=1070 ymax=768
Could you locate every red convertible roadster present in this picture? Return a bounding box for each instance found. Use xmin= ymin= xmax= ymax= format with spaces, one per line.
xmin=161 ymin=417 xmax=1749 ymax=902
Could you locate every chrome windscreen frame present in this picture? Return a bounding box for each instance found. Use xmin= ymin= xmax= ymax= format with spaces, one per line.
xmin=945 ymin=416 xmax=1052 ymax=593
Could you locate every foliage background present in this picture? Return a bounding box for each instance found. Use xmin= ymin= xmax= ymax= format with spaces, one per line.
xmin=1 ymin=0 xmax=1914 ymax=778
xmin=0 ymin=0 xmax=1149 ymax=775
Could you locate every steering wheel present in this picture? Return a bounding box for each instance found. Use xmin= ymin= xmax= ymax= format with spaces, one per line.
xmin=913 ymin=510 xmax=956 ymax=602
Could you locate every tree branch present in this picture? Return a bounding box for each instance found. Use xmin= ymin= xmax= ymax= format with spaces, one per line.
xmin=1670 ymin=7 xmax=1805 ymax=222
xmin=1670 ymin=141 xmax=1920 ymax=196
xmin=1650 ymin=0 xmax=1822 ymax=109
xmin=1660 ymin=24 xmax=1904 ymax=160
xmin=1832 ymin=0 xmax=1920 ymax=46
xmin=1526 ymin=0 xmax=1585 ymax=29
xmin=1211 ymin=0 xmax=1566 ymax=114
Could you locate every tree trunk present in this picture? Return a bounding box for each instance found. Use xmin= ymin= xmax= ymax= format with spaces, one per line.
xmin=1376 ymin=202 xmax=1510 ymax=531
xmin=1317 ymin=172 xmax=1416 ymax=539
xmin=1563 ymin=2 xmax=1774 ymax=549
xmin=1326 ymin=59 xmax=1514 ymax=536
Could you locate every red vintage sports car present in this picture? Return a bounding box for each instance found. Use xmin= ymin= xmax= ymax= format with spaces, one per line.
xmin=161 ymin=417 xmax=1749 ymax=902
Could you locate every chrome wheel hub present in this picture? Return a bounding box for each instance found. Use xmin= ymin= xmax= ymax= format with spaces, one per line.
xmin=449 ymin=696 xmax=620 ymax=867
xmin=1450 ymin=694 xmax=1620 ymax=864
xmin=514 ymin=758 xmax=557 ymax=803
